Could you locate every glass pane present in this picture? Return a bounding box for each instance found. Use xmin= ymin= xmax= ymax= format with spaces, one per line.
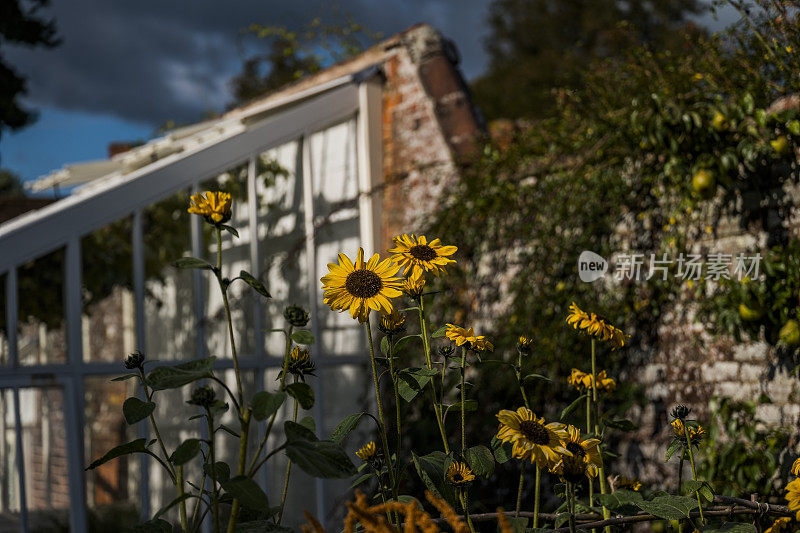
xmin=144 ymin=192 xmax=195 ymax=360
xmin=0 ymin=272 xmax=7 ymax=365
xmin=0 ymin=389 xmax=22 ymax=529
xmin=255 ymin=142 xmax=309 ymax=355
xmin=82 ymin=217 xmax=136 ymax=363
xmin=201 ymin=164 xmax=256 ymax=358
xmin=84 ymin=376 xmax=139 ymax=529
xmin=18 ymin=248 xmax=67 ymax=365
xmin=19 ymin=386 xmax=71 ymax=529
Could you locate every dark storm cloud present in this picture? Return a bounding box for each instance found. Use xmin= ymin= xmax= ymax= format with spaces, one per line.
xmin=5 ymin=0 xmax=491 ymax=126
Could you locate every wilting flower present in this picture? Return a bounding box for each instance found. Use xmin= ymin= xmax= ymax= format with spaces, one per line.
xmin=765 ymin=517 xmax=793 ymax=533
xmin=124 ymin=350 xmax=145 ymax=370
xmin=670 ymin=405 xmax=692 ymax=421
xmin=496 ymin=407 xmax=567 ymax=468
xmin=786 ymin=478 xmax=800 ymax=521
xmin=187 ymin=191 xmax=232 ymax=225
xmin=517 ymin=336 xmax=534 ymax=355
xmin=389 ymin=234 xmax=457 ymax=277
xmin=320 ymin=248 xmax=403 ymax=323
xmin=614 ymin=475 xmax=643 ymax=491
xmin=567 ymin=369 xmax=616 ymax=393
xmin=282 ymin=346 xmax=315 ymax=380
xmin=284 ymin=304 xmax=310 ymax=327
xmin=401 ymin=268 xmax=426 ymax=299
xmin=355 ymin=441 xmax=377 ymax=462
xmin=446 ymin=461 xmax=475 ymax=485
xmin=553 ymin=425 xmax=603 ymax=483
xmin=671 ymin=419 xmax=705 ymax=446
xmin=792 ymin=457 xmax=800 ymax=477
xmin=445 ymin=324 xmax=493 ymax=352
xmin=378 ymin=309 xmax=406 ymax=336
xmin=566 ymin=302 xmax=629 ymax=350
xmin=188 ymin=386 xmax=216 ymax=408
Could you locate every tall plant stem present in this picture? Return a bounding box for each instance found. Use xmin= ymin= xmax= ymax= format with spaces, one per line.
xmin=388 ymin=340 xmax=402 ymax=463
xmin=684 ymin=431 xmax=705 ymax=525
xmin=189 ymin=472 xmax=207 ymax=531
xmin=460 ymin=346 xmax=467 ymax=453
xmin=216 ymin=227 xmax=243 ymax=407
xmin=515 ymin=470 xmax=524 ymax=519
xmin=226 ymin=408 xmax=251 ymax=533
xmin=277 ymin=382 xmax=299 ymax=524
xmin=365 ymin=320 xmax=398 ymax=504
xmin=418 ymin=297 xmax=450 ymax=454
xmin=137 ymin=369 xmax=176 ymax=482
xmin=206 ymin=413 xmax=220 ymax=533
xmin=177 ymin=465 xmax=188 ymax=531
xmin=567 ymin=482 xmax=576 ymax=533
xmin=586 ymin=392 xmax=594 ymax=514
xmin=533 ymin=465 xmax=541 ymax=528
xmin=459 ymin=488 xmax=476 ymax=533
xmin=590 ymin=339 xmax=611 ymax=532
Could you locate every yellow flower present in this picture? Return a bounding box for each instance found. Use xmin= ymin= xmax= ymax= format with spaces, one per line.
xmin=671 ymin=419 xmax=705 ymax=445
xmin=355 ymin=441 xmax=376 ymax=461
xmin=446 ymin=461 xmax=475 ymax=485
xmin=765 ymin=517 xmax=793 ymax=533
xmin=567 ymin=369 xmax=616 ymax=393
xmin=320 ymin=248 xmax=403 ymax=323
xmin=786 ymin=478 xmax=800 ymax=521
xmin=792 ymin=457 xmax=800 ymax=476
xmin=517 ymin=336 xmax=534 ymax=354
xmin=187 ymin=191 xmax=232 ymax=224
xmin=401 ymin=267 xmax=426 ymax=299
xmin=496 ymin=407 xmax=567 ymax=469
xmin=566 ymin=302 xmax=629 ymax=350
xmin=445 ymin=324 xmax=493 ymax=352
xmin=378 ymin=309 xmax=406 ymax=336
xmin=284 ymin=346 xmax=315 ymax=379
xmin=615 ymin=475 xmax=643 ymax=491
xmin=389 ymin=234 xmax=457 ymax=277
xmin=554 ymin=425 xmax=603 ymax=483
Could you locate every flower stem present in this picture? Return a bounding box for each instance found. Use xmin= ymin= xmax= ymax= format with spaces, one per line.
xmin=277 ymin=380 xmax=299 ymax=524
xmin=418 ymin=297 xmax=450 ymax=454
xmin=586 ymin=391 xmax=594 ymax=513
xmin=533 ymin=464 xmax=541 ymax=528
xmin=515 ymin=469 xmax=524 ymax=519
xmin=460 ymin=346 xmax=467 ymax=454
xmin=189 ymin=471 xmax=206 ymax=530
xmin=226 ymin=407 xmax=251 ymax=533
xmin=388 ymin=339 xmax=402 ymax=464
xmin=684 ymin=430 xmax=705 ymax=525
xmin=137 ymin=368 xmax=176 ymax=483
xmin=567 ymin=482 xmax=576 ymax=533
xmin=590 ymin=338 xmax=611 ymax=532
xmin=177 ymin=465 xmax=188 ymax=532
xmin=459 ymin=488 xmax=476 ymax=533
xmin=216 ymin=227 xmax=243 ymax=407
xmin=206 ymin=412 xmax=220 ymax=533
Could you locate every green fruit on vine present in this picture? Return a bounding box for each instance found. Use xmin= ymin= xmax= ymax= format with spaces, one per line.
xmin=738 ymin=302 xmax=764 ymax=321
xmin=712 ymin=111 xmax=727 ymax=131
xmin=779 ymin=319 xmax=800 ymax=347
xmin=692 ymin=169 xmax=716 ymax=199
xmin=770 ymin=135 xmax=790 ymax=155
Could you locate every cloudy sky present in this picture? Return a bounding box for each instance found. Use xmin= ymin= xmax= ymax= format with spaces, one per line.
xmin=1 ymin=0 xmax=737 ymax=188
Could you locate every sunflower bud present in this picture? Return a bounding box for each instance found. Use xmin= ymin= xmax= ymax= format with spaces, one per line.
xmin=188 ymin=386 xmax=216 ymax=408
xmin=378 ymin=309 xmax=406 ymax=336
xmin=670 ymin=404 xmax=692 ymax=421
xmin=282 ymin=346 xmax=316 ymax=380
xmin=123 ymin=350 xmax=145 ymax=370
xmin=517 ymin=335 xmax=534 ymax=355
xmin=284 ymin=304 xmax=310 ymax=327
xmin=438 ymin=345 xmax=455 ymax=359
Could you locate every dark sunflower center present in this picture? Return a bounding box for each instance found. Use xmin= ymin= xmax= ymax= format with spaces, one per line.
xmin=453 ymin=472 xmax=463 ymax=482
xmin=409 ymin=244 xmax=437 ymax=261
xmin=566 ymin=442 xmax=586 ymax=457
xmin=345 ymin=269 xmax=383 ymax=298
xmin=519 ymin=420 xmax=550 ymax=445
xmin=562 ymin=454 xmax=587 ymax=483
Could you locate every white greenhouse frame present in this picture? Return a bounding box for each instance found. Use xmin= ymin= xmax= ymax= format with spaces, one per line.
xmin=0 ymin=69 xmax=384 ymax=532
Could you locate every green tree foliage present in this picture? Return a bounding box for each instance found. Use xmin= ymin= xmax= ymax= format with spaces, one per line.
xmin=0 ymin=0 xmax=59 ymax=147
xmin=0 ymin=168 xmax=24 ymax=198
xmin=470 ymin=0 xmax=704 ymax=120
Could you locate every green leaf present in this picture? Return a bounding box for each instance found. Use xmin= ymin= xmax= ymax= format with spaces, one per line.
xmin=251 ymin=391 xmax=286 ymax=421
xmin=682 ymin=480 xmax=714 ymax=503
xmin=291 ymin=330 xmax=314 ymax=345
xmin=464 ymin=445 xmax=494 ymax=478
xmin=153 ymin=493 xmax=193 ymax=519
xmin=239 ymin=270 xmax=271 ymax=298
xmin=285 ymin=420 xmax=317 ymax=442
xmin=508 ymin=517 xmax=528 ymax=533
xmin=444 ymin=400 xmax=478 ymax=422
xmin=330 ymin=413 xmax=366 ymax=445
xmin=236 ymin=521 xmax=293 ymax=533
xmin=298 ymin=416 xmax=315 ymax=433
xmin=701 ymin=524 xmax=756 ymax=533
xmin=204 ymin=461 xmax=231 ymax=483
xmin=220 ymin=224 xmax=239 ymax=238
xmin=172 ymin=257 xmax=213 ymax=270
xmin=170 ymin=439 xmax=201 ymax=466
xmin=123 ymin=397 xmax=155 ymax=425
xmin=218 ymin=424 xmax=240 ymax=438
xmin=636 ymin=495 xmax=697 ymax=520
xmin=603 ymin=417 xmax=638 ymax=431
xmin=397 ymin=368 xmax=439 ymax=402
xmin=284 ymin=426 xmax=357 ymax=479
xmin=146 ymin=357 xmax=216 ymax=391
xmin=595 ymin=489 xmax=643 ymax=511
xmin=490 ymin=436 xmax=513 ymax=464
xmin=394 ymin=334 xmax=422 ymax=352
xmin=431 ymin=325 xmax=447 ymax=338
xmin=350 ymin=472 xmax=374 ymax=489
xmin=561 ymin=393 xmax=587 ymax=420
xmin=221 ymin=475 xmax=271 ymax=511
xmin=412 ymin=451 xmax=452 ymax=502
xmin=111 ymin=373 xmax=139 ymax=382
xmin=665 ymin=440 xmax=683 ymax=461
xmin=132 ymin=519 xmax=172 ymax=532
xmin=286 ymin=382 xmax=315 ymax=410
xmin=380 ymin=336 xmax=390 ymax=356
xmin=522 ymin=373 xmax=551 ymax=384
xmin=87 ymin=439 xmax=148 ymax=470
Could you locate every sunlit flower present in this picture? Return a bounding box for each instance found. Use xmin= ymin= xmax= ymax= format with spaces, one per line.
xmin=566 ymin=302 xmax=629 ymax=350
xmin=554 ymin=425 xmax=603 ymax=482
xmin=765 ymin=517 xmax=793 ymax=533
xmin=401 ymin=268 xmax=426 ymax=299
xmin=671 ymin=419 xmax=705 ymax=446
xmin=320 ymin=248 xmax=403 ymax=323
xmin=792 ymin=457 xmax=800 ymax=477
xmin=445 ymin=324 xmax=493 ymax=352
xmin=446 ymin=461 xmax=475 ymax=485
xmin=786 ymin=478 xmax=800 ymax=521
xmin=378 ymin=309 xmax=406 ymax=336
xmin=567 ymin=369 xmax=616 ymax=393
xmin=355 ymin=441 xmax=377 ymax=461
xmin=389 ymin=234 xmax=457 ymax=277
xmin=187 ymin=191 xmax=232 ymax=224
xmin=496 ymin=407 xmax=567 ymax=468
xmin=614 ymin=475 xmax=643 ymax=491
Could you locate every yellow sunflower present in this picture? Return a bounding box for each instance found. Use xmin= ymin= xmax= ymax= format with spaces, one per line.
xmin=283 ymin=346 xmax=315 ymax=380
xmin=496 ymin=407 xmax=567 ymax=469
xmin=378 ymin=309 xmax=406 ymax=336
xmin=187 ymin=191 xmax=232 ymax=224
xmin=389 ymin=234 xmax=457 ymax=277
xmin=765 ymin=517 xmax=793 ymax=533
xmin=554 ymin=425 xmax=603 ymax=483
xmin=567 ymin=369 xmax=616 ymax=393
xmin=320 ymin=248 xmax=403 ymax=323
xmin=787 ymin=478 xmax=800 ymax=521
xmin=671 ymin=419 xmax=705 ymax=445
xmin=446 ymin=461 xmax=475 ymax=485
xmin=566 ymin=302 xmax=629 ymax=350
xmin=517 ymin=336 xmax=534 ymax=355
xmin=613 ymin=475 xmax=643 ymax=491
xmin=445 ymin=324 xmax=494 ymax=352
xmin=355 ymin=441 xmax=377 ymax=461
xmin=792 ymin=457 xmax=800 ymax=476
xmin=401 ymin=268 xmax=426 ymax=299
